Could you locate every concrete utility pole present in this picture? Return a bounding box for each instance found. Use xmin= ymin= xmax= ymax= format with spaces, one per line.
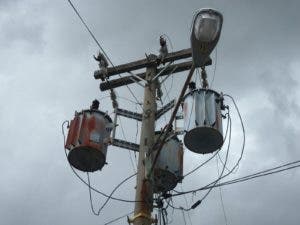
xmin=133 ymin=64 xmax=157 ymax=225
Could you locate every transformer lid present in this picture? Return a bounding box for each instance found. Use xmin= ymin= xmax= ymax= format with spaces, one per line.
xmin=183 ymin=88 xmax=220 ymax=101
xmin=80 ymin=109 xmax=113 ymax=123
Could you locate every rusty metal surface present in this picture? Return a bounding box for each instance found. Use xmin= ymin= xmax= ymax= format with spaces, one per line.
xmin=65 ymin=114 xmax=80 ymax=149
xmin=152 ymin=133 xmax=183 ymax=193
xmin=65 ymin=110 xmax=113 ymax=172
xmin=183 ymin=88 xmax=223 ymax=154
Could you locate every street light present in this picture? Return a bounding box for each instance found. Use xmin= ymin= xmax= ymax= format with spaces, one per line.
xmin=191 ymin=8 xmax=223 ymax=67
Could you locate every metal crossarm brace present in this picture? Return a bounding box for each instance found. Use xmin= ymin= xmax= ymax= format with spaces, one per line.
xmin=112 ymin=139 xmax=140 ymax=152
xmin=155 ymin=100 xmax=175 ymax=120
xmin=116 ymin=108 xmax=143 ymax=121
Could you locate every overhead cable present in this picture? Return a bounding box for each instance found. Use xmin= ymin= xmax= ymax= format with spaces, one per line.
xmin=183 ymin=110 xmax=230 ymax=177
xmin=216 ymin=158 xmax=229 ymax=225
xmin=171 ymin=160 xmax=300 ymax=198
xmin=119 ymin=117 xmax=137 ymax=173
xmin=87 ymin=172 xmax=137 ymax=216
xmin=173 ymin=114 xmax=232 ymax=211
xmin=171 ymin=98 xmax=245 ymax=197
xmin=66 ymin=0 xmax=141 ymax=108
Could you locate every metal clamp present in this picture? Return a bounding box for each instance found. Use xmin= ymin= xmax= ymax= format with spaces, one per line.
xmin=127 ymin=213 xmax=157 ymax=224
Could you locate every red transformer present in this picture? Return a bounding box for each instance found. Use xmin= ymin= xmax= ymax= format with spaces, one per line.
xmin=65 ymin=109 xmax=113 ymax=172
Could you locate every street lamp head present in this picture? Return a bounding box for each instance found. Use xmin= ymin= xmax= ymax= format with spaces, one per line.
xmin=191 ymin=8 xmax=223 ymax=67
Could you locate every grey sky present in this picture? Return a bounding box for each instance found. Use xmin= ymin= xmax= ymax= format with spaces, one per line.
xmin=0 ymin=0 xmax=300 ymax=225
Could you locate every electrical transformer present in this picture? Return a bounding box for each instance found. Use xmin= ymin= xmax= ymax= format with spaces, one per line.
xmin=65 ymin=109 xmax=113 ymax=172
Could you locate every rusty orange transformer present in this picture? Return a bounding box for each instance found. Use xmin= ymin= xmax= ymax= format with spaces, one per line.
xmin=65 ymin=109 xmax=113 ymax=172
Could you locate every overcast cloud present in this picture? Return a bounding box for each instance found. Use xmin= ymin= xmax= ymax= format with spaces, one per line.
xmin=0 ymin=1 xmax=300 ymax=225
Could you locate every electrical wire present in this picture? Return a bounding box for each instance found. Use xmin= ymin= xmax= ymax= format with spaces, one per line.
xmin=66 ymin=0 xmax=142 ymax=109
xmin=223 ymin=94 xmax=245 ymax=174
xmin=190 ymin=113 xmax=231 ymax=207
xmin=216 ymin=158 xmax=229 ymax=225
xmin=103 ymin=211 xmax=134 ymax=225
xmin=181 ymin=208 xmax=187 ymax=225
xmin=181 ymin=185 xmax=193 ymax=225
xmin=217 ymin=152 xmax=231 ymax=173
xmin=180 ymin=95 xmax=244 ymax=195
xmin=183 ymin=110 xmax=230 ymax=177
xmin=87 ymin=172 xmax=137 ymax=216
xmin=118 ymin=117 xmax=137 ymax=173
xmin=167 ymin=160 xmax=300 ymax=213
xmin=66 ymin=0 xmax=111 ymax=64
xmin=216 ymin=160 xmax=300 ymax=187
xmin=61 ymin=121 xmax=140 ymax=203
xmin=116 ymin=95 xmax=141 ymax=106
xmin=170 ymin=159 xmax=300 ymax=198
xmin=163 ymin=96 xmax=242 ymax=209
xmin=171 ymin=105 xmax=240 ymax=197
xmin=166 ymin=113 xmax=232 ymax=207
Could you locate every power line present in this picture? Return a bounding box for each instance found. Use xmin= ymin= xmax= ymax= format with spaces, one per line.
xmin=66 ymin=0 xmax=141 ymax=108
xmin=87 ymin=172 xmax=137 ymax=216
xmin=223 ymin=94 xmax=246 ymax=174
xmin=180 ymin=95 xmax=245 ymax=197
xmin=183 ymin=110 xmax=230 ymax=177
xmin=181 ymin=185 xmax=193 ymax=225
xmin=185 ymin=113 xmax=231 ymax=209
xmin=216 ymin=158 xmax=229 ymax=225
xmin=171 ymin=104 xmax=244 ymax=197
xmin=181 ymin=208 xmax=187 ymax=225
xmin=217 ymin=160 xmax=300 ymax=187
xmin=165 ymin=160 xmax=300 ymax=213
xmin=66 ymin=0 xmax=112 ymax=65
xmin=171 ymin=160 xmax=300 ymax=198
xmin=118 ymin=116 xmax=137 ymax=173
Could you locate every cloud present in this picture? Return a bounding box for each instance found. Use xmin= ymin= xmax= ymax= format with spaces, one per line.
xmin=0 ymin=1 xmax=300 ymax=225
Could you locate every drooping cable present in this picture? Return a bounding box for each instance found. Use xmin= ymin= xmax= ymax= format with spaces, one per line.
xmin=223 ymin=94 xmax=245 ymax=174
xmin=181 ymin=208 xmax=187 ymax=225
xmin=180 ymin=95 xmax=244 ymax=195
xmin=191 ymin=114 xmax=231 ymax=209
xmin=87 ymin=172 xmax=137 ymax=216
xmin=61 ymin=121 xmax=139 ymax=203
xmin=181 ymin=185 xmax=193 ymax=225
xmin=166 ymin=114 xmax=232 ymax=209
xmin=171 ymin=105 xmax=243 ymax=197
xmin=183 ymin=110 xmax=230 ymax=177
xmin=217 ymin=152 xmax=231 ymax=173
xmin=216 ymin=158 xmax=229 ymax=225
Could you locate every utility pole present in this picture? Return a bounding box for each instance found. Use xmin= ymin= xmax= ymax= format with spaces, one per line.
xmin=94 ymin=48 xmax=212 ymax=225
xmin=133 ymin=62 xmax=157 ymax=225
xmin=66 ymin=3 xmax=224 ymax=224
